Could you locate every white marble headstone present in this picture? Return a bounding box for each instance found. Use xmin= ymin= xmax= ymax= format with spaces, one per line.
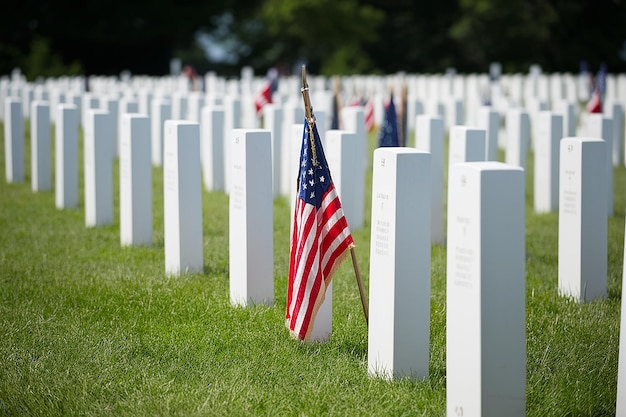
xmin=587 ymin=114 xmax=613 ymax=216
xmin=477 ymin=106 xmax=500 ymax=160
xmin=200 ymin=105 xmax=225 ymax=192
xmin=415 ymin=114 xmax=444 ymax=244
xmin=223 ymin=95 xmax=242 ymax=194
xmin=4 ymin=98 xmax=24 ymax=183
xmin=229 ymin=129 xmax=274 ymax=306
xmin=616 ymin=223 xmax=626 ymax=414
xmin=84 ymin=110 xmax=114 ymax=227
xmin=447 ymin=161 xmax=525 ymax=417
xmin=163 ymin=121 xmax=204 ymax=275
xmin=325 ymin=130 xmax=360 ymax=230
xmin=120 ymin=114 xmax=152 ymax=246
xmin=368 ymin=147 xmax=431 ymax=380
xmin=55 ymin=104 xmax=79 ymax=209
xmin=263 ymin=104 xmax=283 ymax=197
xmin=448 ymin=126 xmax=486 ymax=180
xmin=30 ymin=101 xmax=51 ymax=191
xmin=505 ymin=108 xmax=530 ymax=169
xmin=534 ymin=111 xmax=563 ymax=213
xmin=558 ymin=137 xmax=607 ymax=302
xmin=151 ymin=97 xmax=171 ymax=167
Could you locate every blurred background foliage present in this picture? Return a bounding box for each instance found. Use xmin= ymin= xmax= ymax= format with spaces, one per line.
xmin=1 ymin=0 xmax=625 ymax=79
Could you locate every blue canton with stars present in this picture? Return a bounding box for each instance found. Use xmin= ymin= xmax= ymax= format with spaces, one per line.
xmin=298 ymin=119 xmax=332 ymax=209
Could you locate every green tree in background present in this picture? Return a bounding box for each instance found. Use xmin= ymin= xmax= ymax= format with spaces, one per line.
xmin=258 ymin=0 xmax=383 ymax=74
xmin=449 ymin=0 xmax=626 ymax=73
xmin=2 ymin=0 xmax=626 ymax=78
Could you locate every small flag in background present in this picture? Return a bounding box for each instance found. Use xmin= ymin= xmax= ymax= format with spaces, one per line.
xmin=587 ymin=87 xmax=602 ymax=113
xmin=364 ymin=98 xmax=375 ymax=133
xmin=254 ymin=81 xmax=273 ymax=117
xmin=286 ymin=119 xmax=355 ymax=341
xmin=377 ymin=94 xmax=399 ymax=147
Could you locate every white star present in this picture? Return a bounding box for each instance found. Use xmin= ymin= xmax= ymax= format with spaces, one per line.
xmin=309 ymin=179 xmax=314 ymax=186
xmin=308 ymin=168 xmax=313 ymax=176
xmin=301 ymin=159 xmax=306 ymax=167
xmin=310 ymin=191 xmax=315 ymax=198
xmin=319 ymin=176 xmax=325 ymax=182
xmin=303 ymin=183 xmax=307 ymax=190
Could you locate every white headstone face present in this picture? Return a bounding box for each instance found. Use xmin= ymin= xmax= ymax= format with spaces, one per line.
xmin=558 ymin=137 xmax=607 ymax=302
xmin=84 ymin=110 xmax=114 ymax=227
xmin=163 ymin=120 xmax=203 ymax=275
xmin=448 ymin=126 xmax=486 ymax=180
xmin=314 ymin=110 xmax=327 ymax=139
xmin=55 ymin=104 xmax=79 ymax=209
xmin=477 ymin=106 xmax=500 ymax=159
xmin=171 ymin=91 xmax=189 ymax=120
xmin=341 ymin=105 xmax=367 ymax=168
xmin=102 ymin=97 xmax=119 ymax=159
xmin=4 ymin=98 xmax=24 ymax=183
xmin=587 ymin=114 xmax=614 ymax=216
xmin=607 ymin=102 xmax=624 ymax=167
xmin=21 ymin=84 xmax=33 ymax=118
xmin=534 ymin=111 xmax=563 ymax=213
xmin=120 ymin=114 xmax=152 ymax=247
xmin=187 ymin=92 xmax=205 ymax=123
xmin=407 ymin=97 xmax=424 ymax=132
xmin=200 ymin=105 xmax=225 ymax=192
xmin=151 ymin=98 xmax=171 ymax=167
xmin=280 ymin=104 xmax=305 ymax=196
xmin=368 ymin=147 xmax=431 ymax=380
xmin=505 ymin=108 xmax=530 ymax=169
xmin=617 ymin=226 xmax=626 ymax=414
xmin=229 ymin=129 xmax=274 ymax=306
xmin=425 ymin=100 xmax=446 ymax=128
xmin=81 ymin=93 xmax=99 ymax=129
xmin=49 ymin=88 xmax=64 ymax=123
xmin=223 ymin=95 xmax=242 ymax=193
xmin=336 ymin=107 xmax=366 ymax=230
xmin=119 ymin=96 xmax=139 ymax=153
xmin=262 ymin=104 xmax=283 ymax=196
xmin=138 ymin=89 xmax=153 ymax=116
xmin=415 ymin=115 xmax=445 ymax=244
xmin=325 ymin=130 xmax=360 ymax=230
xmin=553 ymin=99 xmax=576 ymax=138
xmin=449 ymin=98 xmax=464 ymax=128
xmin=527 ymin=98 xmax=549 ymax=150
xmin=447 ymin=161 xmax=526 ymax=417
xmin=240 ymin=94 xmax=258 ymax=129
xmin=30 ymin=101 xmax=51 ymax=191
xmin=66 ymin=93 xmax=82 ymax=125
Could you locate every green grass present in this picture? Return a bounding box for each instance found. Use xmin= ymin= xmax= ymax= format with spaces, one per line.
xmin=0 ymin=120 xmax=622 ymax=416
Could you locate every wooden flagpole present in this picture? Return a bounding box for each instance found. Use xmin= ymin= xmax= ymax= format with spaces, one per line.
xmin=300 ymin=65 xmax=369 ymax=326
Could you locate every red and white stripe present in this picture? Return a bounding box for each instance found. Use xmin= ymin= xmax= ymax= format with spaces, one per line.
xmin=254 ymin=82 xmax=272 ymax=116
xmin=586 ymin=88 xmax=602 ymax=114
xmin=286 ymin=183 xmax=354 ymax=341
xmin=364 ymin=99 xmax=375 ymax=132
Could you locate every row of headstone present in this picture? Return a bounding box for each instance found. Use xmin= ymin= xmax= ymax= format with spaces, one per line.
xmin=6 ymin=70 xmax=625 ymax=133
xmin=365 ymin=142 xmax=526 ymax=415
xmin=5 ymin=81 xmax=625 ymax=414
xmin=365 ymin=135 xmax=615 ymax=415
xmin=5 ymin=70 xmax=626 ymax=200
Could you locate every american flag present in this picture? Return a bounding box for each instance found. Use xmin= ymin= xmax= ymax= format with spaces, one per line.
xmin=254 ymin=81 xmax=272 ymax=117
xmin=377 ymin=94 xmax=399 ymax=147
xmin=364 ymin=98 xmax=375 ymax=133
xmin=286 ymin=119 xmax=355 ymax=341
xmin=586 ymin=87 xmax=602 ymax=113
